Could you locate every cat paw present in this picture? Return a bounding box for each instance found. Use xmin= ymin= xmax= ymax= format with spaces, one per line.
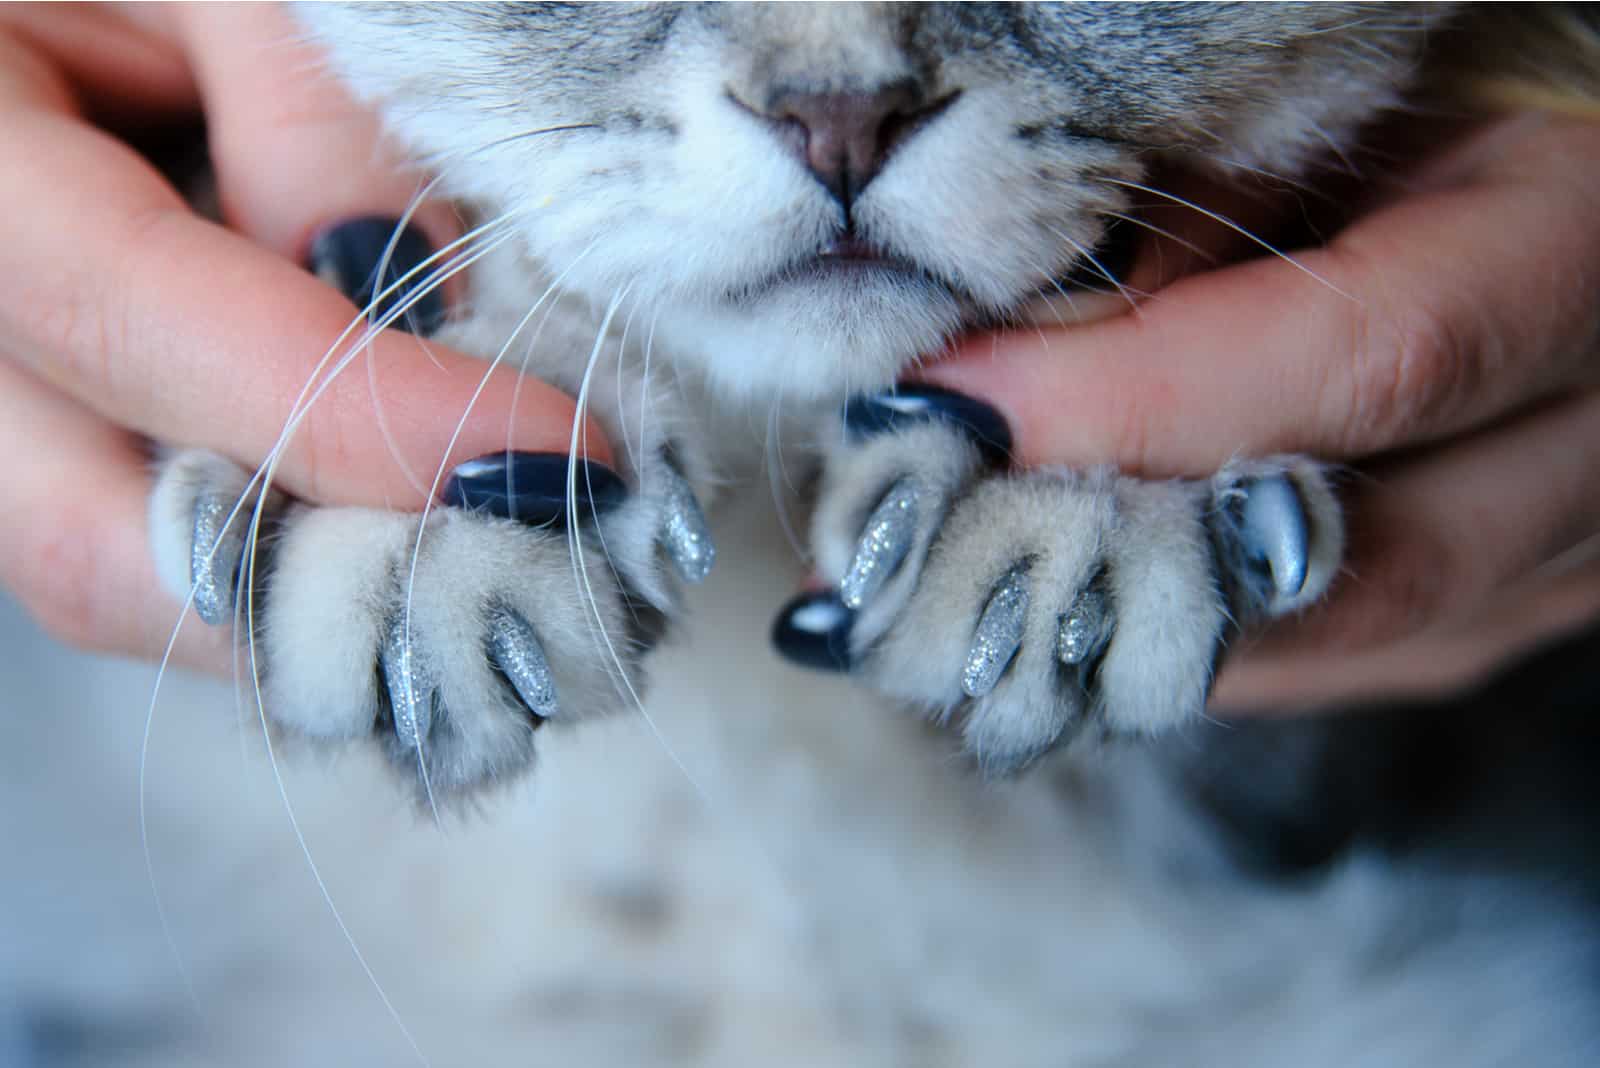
xmin=148 ymin=445 xmax=715 ymax=797
xmin=780 ymin=391 xmax=1342 ymax=775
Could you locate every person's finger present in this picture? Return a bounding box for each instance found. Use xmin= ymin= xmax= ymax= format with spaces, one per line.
xmin=173 ymin=5 xmax=459 ymax=263
xmin=0 ymin=5 xmax=196 ymax=120
xmin=0 ymin=358 xmax=229 ymax=672
xmin=0 ymin=99 xmax=609 ymax=511
xmin=922 ymin=113 xmax=1600 ymax=478
xmin=1213 ymin=385 xmax=1600 ymax=707
xmin=1214 ymin=553 xmax=1600 ymax=711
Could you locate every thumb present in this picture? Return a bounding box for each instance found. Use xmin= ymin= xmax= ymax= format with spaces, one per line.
xmin=175 ymin=4 xmax=457 ymax=263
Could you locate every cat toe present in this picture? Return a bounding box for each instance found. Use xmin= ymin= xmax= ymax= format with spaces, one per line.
xmin=271 ymin=507 xmax=640 ymax=798
xmin=1210 ymin=458 xmax=1343 ymax=622
xmin=810 ymin=419 xmax=988 ymax=648
xmin=797 ymin=434 xmax=1344 ymax=772
xmin=1237 ymin=475 xmax=1310 ymax=602
xmin=149 ymin=450 xmax=287 ymax=628
xmin=148 ymin=489 xmax=648 ymax=799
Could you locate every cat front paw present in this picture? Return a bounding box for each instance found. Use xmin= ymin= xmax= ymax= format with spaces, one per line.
xmin=780 ymin=391 xmax=1342 ymax=775
xmin=148 ymin=445 xmax=715 ymax=798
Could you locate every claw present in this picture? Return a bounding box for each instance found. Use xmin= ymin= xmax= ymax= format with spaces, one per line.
xmin=488 ymin=608 xmax=558 ymax=723
xmin=1240 ymin=476 xmax=1309 ymax=602
xmin=1057 ymin=584 xmax=1112 ymax=667
xmin=659 ymin=466 xmax=715 ymax=583
xmin=962 ymin=568 xmax=1030 ymax=698
xmin=190 ymin=492 xmax=246 ymax=626
xmin=840 ymin=477 xmax=921 ymax=610
xmin=380 ymin=614 xmax=435 ymax=750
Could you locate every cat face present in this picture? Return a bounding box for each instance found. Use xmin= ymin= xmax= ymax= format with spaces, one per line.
xmin=299 ymin=2 xmax=1444 ymax=400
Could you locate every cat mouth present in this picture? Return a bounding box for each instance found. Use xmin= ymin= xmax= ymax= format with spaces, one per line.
xmin=727 ymin=233 xmax=962 ymax=307
xmin=816 ymin=235 xmax=897 ymax=264
xmin=805 ymin=234 xmax=926 ymax=279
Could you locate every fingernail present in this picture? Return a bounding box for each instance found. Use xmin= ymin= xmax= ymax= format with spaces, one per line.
xmin=839 ymin=477 xmax=921 ymax=610
xmin=963 ymin=569 xmax=1029 ymax=698
xmin=1058 ymin=217 xmax=1140 ymax=291
xmin=660 ymin=466 xmax=716 ymax=583
xmin=307 ymin=216 xmax=447 ymax=336
xmin=844 ymin=385 xmax=1012 ymax=467
xmin=443 ymin=453 xmax=627 ymax=526
xmin=772 ymin=591 xmax=856 ymax=673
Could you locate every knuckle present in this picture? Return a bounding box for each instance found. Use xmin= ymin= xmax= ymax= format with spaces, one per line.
xmin=14 ymin=206 xmax=171 ymax=407
xmin=1323 ymin=525 xmax=1452 ymax=653
xmin=1371 ymin=533 xmax=1453 ymax=641
xmin=6 ymin=509 xmax=124 ymax=654
xmin=1344 ymin=295 xmax=1475 ymax=453
xmin=291 ymin=392 xmax=359 ymax=505
xmin=15 ymin=276 xmax=114 ymax=396
xmin=1110 ymin=399 xmax=1157 ymax=476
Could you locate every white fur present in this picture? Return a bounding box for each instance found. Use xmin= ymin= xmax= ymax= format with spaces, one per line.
xmin=4 ymin=498 xmax=1595 ymax=1064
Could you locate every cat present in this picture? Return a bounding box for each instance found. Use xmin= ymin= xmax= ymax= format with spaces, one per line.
xmin=148 ymin=1 xmax=1372 ymax=793
xmin=28 ymin=1 xmax=1580 ymax=1063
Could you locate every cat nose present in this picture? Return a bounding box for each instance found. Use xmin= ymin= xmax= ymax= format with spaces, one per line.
xmin=764 ymin=84 xmax=942 ymax=211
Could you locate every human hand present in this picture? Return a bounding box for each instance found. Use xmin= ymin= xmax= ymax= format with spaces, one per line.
xmin=0 ymin=5 xmax=609 ymax=671
xmin=919 ymin=110 xmax=1600 ymax=711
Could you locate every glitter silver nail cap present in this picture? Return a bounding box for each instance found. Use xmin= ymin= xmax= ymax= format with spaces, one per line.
xmin=381 ymin=615 xmax=435 ymax=751
xmin=840 ymin=477 xmax=921 ymax=610
xmin=190 ymin=493 xmax=237 ymax=626
xmin=1057 ymin=587 xmax=1111 ymax=666
xmin=661 ymin=468 xmax=715 ymax=584
xmin=963 ymin=569 xmax=1030 ymax=698
xmin=489 ymin=609 xmax=559 ymax=722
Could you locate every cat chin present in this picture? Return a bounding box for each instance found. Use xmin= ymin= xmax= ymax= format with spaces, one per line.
xmin=651 ymin=280 xmax=971 ymax=403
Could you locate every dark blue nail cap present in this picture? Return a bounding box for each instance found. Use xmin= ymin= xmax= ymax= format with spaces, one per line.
xmin=442 ymin=453 xmax=628 ymax=527
xmin=844 ymin=384 xmax=1013 ymax=467
xmin=771 ymin=591 xmax=856 ymax=674
xmin=307 ymin=216 xmax=447 ymax=336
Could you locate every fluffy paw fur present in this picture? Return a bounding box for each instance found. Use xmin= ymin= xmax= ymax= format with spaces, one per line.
xmin=148 ymin=434 xmax=714 ymax=798
xmin=802 ymin=411 xmax=1342 ymax=774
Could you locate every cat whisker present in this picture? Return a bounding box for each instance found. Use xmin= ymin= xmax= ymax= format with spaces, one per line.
xmin=1096 ymin=177 xmax=1357 ymax=302
xmin=363 ymin=219 xmax=531 ymax=501
xmin=139 ymin=219 xmax=517 ymax=1033
xmin=612 ymin=289 xmax=645 ymax=481
xmin=1177 ymin=151 xmax=1335 ymax=203
xmin=1304 ymin=120 xmax=1365 ymax=179
xmin=765 ymin=347 xmax=809 ymax=565
xmin=1020 ymin=255 xmax=1078 ymax=331
xmin=411 ymin=122 xmax=603 ymax=172
xmin=563 ymin=285 xmax=716 ymax=804
xmin=1047 ymin=225 xmax=1144 ymax=317
xmin=585 ymin=296 xmax=661 ymax=639
xmin=145 ymin=196 xmax=544 ymax=1064
xmin=398 ymin=240 xmax=604 ymax=821
xmin=241 ymin=620 xmax=433 ymax=1066
xmin=1098 ymin=210 xmax=1218 ymax=265
xmin=637 ymin=311 xmax=660 ymax=493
